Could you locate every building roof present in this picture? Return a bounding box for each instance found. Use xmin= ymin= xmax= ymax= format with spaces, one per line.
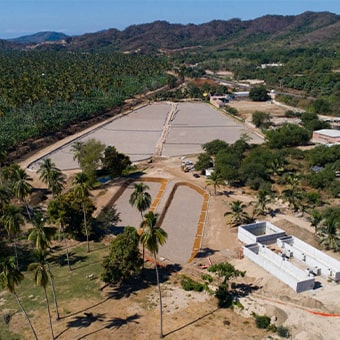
xmin=314 ymin=129 xmax=340 ymax=138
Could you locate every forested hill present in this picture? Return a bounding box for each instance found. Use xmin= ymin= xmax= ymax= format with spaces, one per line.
xmin=1 ymin=11 xmax=339 ymax=52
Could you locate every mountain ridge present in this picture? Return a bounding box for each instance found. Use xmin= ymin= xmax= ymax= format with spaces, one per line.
xmin=1 ymin=11 xmax=339 ymax=52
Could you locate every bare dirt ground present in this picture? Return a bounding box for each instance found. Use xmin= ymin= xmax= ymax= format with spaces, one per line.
xmin=12 ymin=100 xmax=340 ymax=340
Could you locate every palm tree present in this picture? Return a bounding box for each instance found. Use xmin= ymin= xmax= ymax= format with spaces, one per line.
xmin=29 ymin=251 xmax=55 ymax=339
xmin=254 ymin=189 xmax=272 ymax=216
xmin=72 ymin=172 xmax=92 ymax=252
xmin=140 ymin=211 xmax=168 ymax=338
xmin=319 ymin=218 xmax=339 ymax=251
xmin=28 ymin=213 xmax=60 ymax=320
xmin=0 ymin=204 xmax=24 ymax=268
xmin=49 ymin=170 xmax=66 ymax=197
xmin=129 ymin=183 xmax=152 ymax=219
xmin=70 ymin=141 xmax=84 ymax=164
xmin=205 ymin=171 xmax=225 ymax=195
xmin=0 ymin=257 xmax=38 ymax=340
xmin=310 ymin=209 xmax=323 ymax=234
xmin=281 ymin=188 xmax=303 ymax=212
xmin=12 ymin=166 xmax=33 ymax=219
xmin=224 ymin=200 xmax=251 ymax=227
xmin=130 ymin=182 xmax=152 ymax=265
xmin=38 ymin=158 xmax=65 ymax=197
xmin=47 ymin=199 xmax=72 ymax=271
xmin=28 ymin=213 xmax=57 ymax=251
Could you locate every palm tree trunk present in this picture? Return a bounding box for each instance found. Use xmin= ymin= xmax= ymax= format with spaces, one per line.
xmin=60 ymin=223 xmax=71 ymax=271
xmin=46 ymin=263 xmax=60 ymax=320
xmin=63 ymin=232 xmax=71 ymax=271
xmin=43 ymin=287 xmax=55 ymax=340
xmin=153 ymin=252 xmax=163 ymax=338
xmin=82 ymin=202 xmax=90 ymax=253
xmin=14 ymin=292 xmax=39 ymax=340
xmin=12 ymin=236 xmax=19 ymax=269
xmin=24 ymin=199 xmax=32 ymax=220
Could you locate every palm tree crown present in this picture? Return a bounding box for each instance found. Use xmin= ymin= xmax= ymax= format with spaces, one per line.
xmin=140 ymin=211 xmax=167 ymax=254
xmin=129 ymin=182 xmax=152 ymax=218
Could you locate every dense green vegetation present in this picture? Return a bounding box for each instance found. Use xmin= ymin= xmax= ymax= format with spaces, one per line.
xmin=0 ymin=51 xmax=168 ymax=153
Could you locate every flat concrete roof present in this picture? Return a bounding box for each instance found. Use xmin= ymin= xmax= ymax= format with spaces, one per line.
xmin=314 ymin=129 xmax=340 ymax=138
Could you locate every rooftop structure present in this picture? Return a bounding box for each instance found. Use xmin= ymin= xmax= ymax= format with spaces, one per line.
xmin=239 ymin=221 xmax=340 ymax=293
xmin=312 ymin=129 xmax=340 ymax=145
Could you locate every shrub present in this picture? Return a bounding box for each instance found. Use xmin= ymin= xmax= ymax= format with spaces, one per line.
xmin=277 ymin=325 xmax=290 ymax=338
xmin=181 ymin=275 xmax=205 ymax=292
xmin=255 ymin=314 xmax=271 ymax=329
xmin=201 ymin=273 xmax=213 ymax=283
xmin=226 ymin=106 xmax=238 ymax=115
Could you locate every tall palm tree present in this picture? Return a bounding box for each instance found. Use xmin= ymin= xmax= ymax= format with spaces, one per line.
xmin=72 ymin=172 xmax=92 ymax=252
xmin=205 ymin=171 xmax=225 ymax=195
xmin=38 ymin=158 xmax=65 ymax=197
xmin=28 ymin=213 xmax=60 ymax=320
xmin=224 ymin=200 xmax=251 ymax=227
xmin=47 ymin=199 xmax=72 ymax=271
xmin=0 ymin=204 xmax=24 ymax=268
xmin=49 ymin=170 xmax=66 ymax=197
xmin=129 ymin=182 xmax=152 ymax=219
xmin=29 ymin=251 xmax=55 ymax=339
xmin=28 ymin=213 xmax=57 ymax=251
xmin=12 ymin=166 xmax=33 ymax=219
xmin=140 ymin=211 xmax=168 ymax=338
xmin=130 ymin=182 xmax=152 ymax=264
xmin=0 ymin=257 xmax=38 ymax=340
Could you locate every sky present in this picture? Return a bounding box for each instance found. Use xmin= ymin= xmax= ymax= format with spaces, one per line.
xmin=1 ymin=0 xmax=339 ymax=39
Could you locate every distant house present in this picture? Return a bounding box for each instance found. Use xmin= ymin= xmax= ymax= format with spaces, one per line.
xmin=312 ymin=129 xmax=340 ymax=145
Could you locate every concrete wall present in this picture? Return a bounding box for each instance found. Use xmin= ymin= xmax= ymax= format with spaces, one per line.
xmin=278 ymin=236 xmax=340 ymax=282
xmin=243 ymin=243 xmax=315 ymax=293
xmin=238 ymin=222 xmax=286 ymax=245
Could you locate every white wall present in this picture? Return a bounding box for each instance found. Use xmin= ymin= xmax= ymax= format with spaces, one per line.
xmin=243 ymin=243 xmax=315 ymax=293
xmin=278 ymin=236 xmax=340 ymax=281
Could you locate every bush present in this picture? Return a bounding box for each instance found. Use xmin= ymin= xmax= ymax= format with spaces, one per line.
xmin=181 ymin=275 xmax=205 ymax=292
xmin=255 ymin=314 xmax=271 ymax=329
xmin=277 ymin=325 xmax=290 ymax=338
xmin=201 ymin=273 xmax=213 ymax=283
xmin=225 ymin=106 xmax=239 ymax=115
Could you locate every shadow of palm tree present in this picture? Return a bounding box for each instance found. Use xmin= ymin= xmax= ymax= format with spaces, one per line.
xmin=66 ymin=312 xmax=106 ymax=328
xmin=59 ymin=297 xmax=111 ymax=321
xmin=76 ymin=314 xmax=140 ymax=339
xmin=164 ymin=308 xmax=219 ymax=337
xmin=195 ymin=248 xmax=218 ymax=258
xmin=231 ymin=283 xmax=261 ymax=298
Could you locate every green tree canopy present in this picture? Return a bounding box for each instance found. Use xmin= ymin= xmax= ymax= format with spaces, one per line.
xmin=265 ymin=124 xmax=311 ymax=148
xmin=101 ymin=145 xmax=131 ymax=177
xmin=249 ymin=85 xmax=270 ymax=101
xmin=102 ymin=227 xmax=143 ymax=284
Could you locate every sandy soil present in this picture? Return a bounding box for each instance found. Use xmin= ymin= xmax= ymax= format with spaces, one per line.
xmin=12 ymin=100 xmax=340 ymax=340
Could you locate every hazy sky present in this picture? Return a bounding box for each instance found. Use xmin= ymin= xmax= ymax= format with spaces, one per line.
xmin=1 ymin=0 xmax=339 ymax=39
